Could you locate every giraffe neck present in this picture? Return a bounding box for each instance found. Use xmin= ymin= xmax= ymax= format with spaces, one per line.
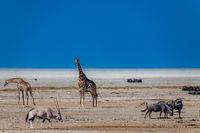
xmin=6 ymin=78 xmax=24 ymax=84
xmin=76 ymin=61 xmax=87 ymax=80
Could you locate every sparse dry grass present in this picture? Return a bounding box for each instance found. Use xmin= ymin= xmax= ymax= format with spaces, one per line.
xmin=0 ymin=85 xmax=183 ymax=92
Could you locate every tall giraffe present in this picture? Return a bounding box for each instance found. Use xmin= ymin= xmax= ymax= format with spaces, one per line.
xmin=75 ymin=57 xmax=98 ymax=107
xmin=4 ymin=78 xmax=36 ymax=105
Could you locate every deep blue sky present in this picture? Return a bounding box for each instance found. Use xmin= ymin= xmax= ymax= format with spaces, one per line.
xmin=1 ymin=0 xmax=200 ymax=68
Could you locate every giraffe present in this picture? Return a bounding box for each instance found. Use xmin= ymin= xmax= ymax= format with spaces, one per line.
xmin=75 ymin=57 xmax=98 ymax=107
xmin=4 ymin=77 xmax=36 ymax=105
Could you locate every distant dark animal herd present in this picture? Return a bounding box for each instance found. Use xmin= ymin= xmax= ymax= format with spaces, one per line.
xmin=127 ymin=78 xmax=142 ymax=83
xmin=182 ymin=86 xmax=200 ymax=95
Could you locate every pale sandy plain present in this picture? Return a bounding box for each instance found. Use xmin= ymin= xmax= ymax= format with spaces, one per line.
xmin=0 ymin=86 xmax=200 ymax=133
xmin=0 ymin=69 xmax=200 ymax=132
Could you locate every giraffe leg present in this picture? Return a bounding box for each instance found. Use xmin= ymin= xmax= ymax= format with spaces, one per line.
xmin=92 ymin=96 xmax=95 ymax=107
xmin=80 ymin=90 xmax=82 ymax=107
xmin=18 ymin=90 xmax=20 ymax=105
xmin=22 ymin=91 xmax=25 ymax=105
xmin=93 ymin=91 xmax=98 ymax=107
xmin=82 ymin=91 xmax=85 ymax=107
xmin=90 ymin=90 xmax=97 ymax=107
xmin=26 ymin=91 xmax=29 ymax=105
xmin=95 ymin=95 xmax=97 ymax=107
xmin=29 ymin=91 xmax=36 ymax=105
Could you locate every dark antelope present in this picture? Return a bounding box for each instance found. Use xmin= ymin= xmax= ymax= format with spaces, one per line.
xmin=141 ymin=102 xmax=173 ymax=119
xmin=159 ymin=98 xmax=183 ymax=118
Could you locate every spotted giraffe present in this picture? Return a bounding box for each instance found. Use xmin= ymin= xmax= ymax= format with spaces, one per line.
xmin=4 ymin=77 xmax=36 ymax=105
xmin=75 ymin=57 xmax=98 ymax=107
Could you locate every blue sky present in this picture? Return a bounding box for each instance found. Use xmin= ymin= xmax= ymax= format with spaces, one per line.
xmin=0 ymin=0 xmax=200 ymax=68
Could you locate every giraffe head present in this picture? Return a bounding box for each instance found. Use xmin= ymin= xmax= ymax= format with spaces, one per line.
xmin=75 ymin=57 xmax=79 ymax=64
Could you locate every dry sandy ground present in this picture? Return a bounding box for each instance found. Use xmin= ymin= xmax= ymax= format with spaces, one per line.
xmin=0 ymin=87 xmax=200 ymax=133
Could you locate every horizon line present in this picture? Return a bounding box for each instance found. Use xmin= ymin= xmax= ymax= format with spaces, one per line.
xmin=0 ymin=68 xmax=200 ymax=69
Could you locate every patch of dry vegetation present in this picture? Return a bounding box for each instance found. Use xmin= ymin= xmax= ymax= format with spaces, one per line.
xmin=0 ymin=85 xmax=183 ymax=92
